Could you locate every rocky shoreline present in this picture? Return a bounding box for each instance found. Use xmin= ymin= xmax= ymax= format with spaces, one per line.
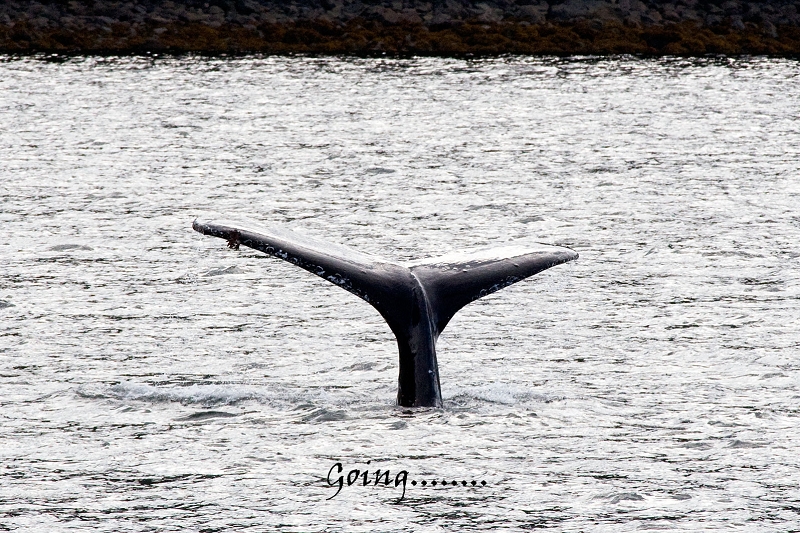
xmin=2 ymin=0 xmax=800 ymax=55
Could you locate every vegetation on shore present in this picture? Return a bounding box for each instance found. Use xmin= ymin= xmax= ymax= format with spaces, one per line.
xmin=2 ymin=0 xmax=800 ymax=55
xmin=3 ymin=19 xmax=800 ymax=55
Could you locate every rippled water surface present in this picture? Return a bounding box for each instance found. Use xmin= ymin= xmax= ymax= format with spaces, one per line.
xmin=2 ymin=55 xmax=799 ymax=531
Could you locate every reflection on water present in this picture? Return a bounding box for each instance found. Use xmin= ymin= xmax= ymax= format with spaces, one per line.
xmin=1 ymin=55 xmax=799 ymax=531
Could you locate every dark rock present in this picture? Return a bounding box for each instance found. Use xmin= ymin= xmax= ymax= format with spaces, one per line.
xmin=722 ymin=1 xmax=742 ymax=15
xmin=31 ymin=16 xmax=51 ymax=28
xmin=428 ymin=12 xmax=453 ymax=24
xmin=763 ymin=20 xmax=777 ymax=37
xmin=517 ymin=4 xmax=547 ymax=23
xmin=661 ymin=4 xmax=681 ymax=22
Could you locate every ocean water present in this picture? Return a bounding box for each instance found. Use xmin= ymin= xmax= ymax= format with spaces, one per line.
xmin=1 ymin=55 xmax=799 ymax=531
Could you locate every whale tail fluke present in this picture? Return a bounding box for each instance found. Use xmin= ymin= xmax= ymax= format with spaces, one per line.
xmin=407 ymin=246 xmax=578 ymax=336
xmin=192 ymin=217 xmax=396 ymax=307
xmin=193 ymin=217 xmax=578 ymax=407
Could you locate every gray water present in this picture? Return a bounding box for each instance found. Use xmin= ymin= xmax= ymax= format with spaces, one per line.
xmin=1 ymin=55 xmax=799 ymax=532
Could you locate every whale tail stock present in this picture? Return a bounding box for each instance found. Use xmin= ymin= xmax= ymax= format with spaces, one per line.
xmin=192 ymin=218 xmax=578 ymax=408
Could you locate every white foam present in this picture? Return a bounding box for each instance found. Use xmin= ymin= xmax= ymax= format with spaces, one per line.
xmin=445 ymin=383 xmax=564 ymax=406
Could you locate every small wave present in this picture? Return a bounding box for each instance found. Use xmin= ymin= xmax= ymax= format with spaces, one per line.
xmin=728 ymin=439 xmax=765 ymax=449
xmin=176 ymin=410 xmax=239 ymax=421
xmin=300 ymin=408 xmax=347 ymax=422
xmin=77 ymin=380 xmax=375 ymax=410
xmin=347 ymin=362 xmax=379 ymax=371
xmin=48 ymin=244 xmax=93 ymax=252
xmin=365 ymin=167 xmax=396 ymax=174
xmin=81 ymin=381 xmax=267 ymax=407
xmin=445 ymin=384 xmax=564 ymax=407
xmin=203 ymin=266 xmax=246 ymax=276
xmin=607 ymin=492 xmax=645 ymax=504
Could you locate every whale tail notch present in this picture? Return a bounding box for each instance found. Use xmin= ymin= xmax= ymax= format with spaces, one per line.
xmin=192 ymin=217 xmax=578 ymax=407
